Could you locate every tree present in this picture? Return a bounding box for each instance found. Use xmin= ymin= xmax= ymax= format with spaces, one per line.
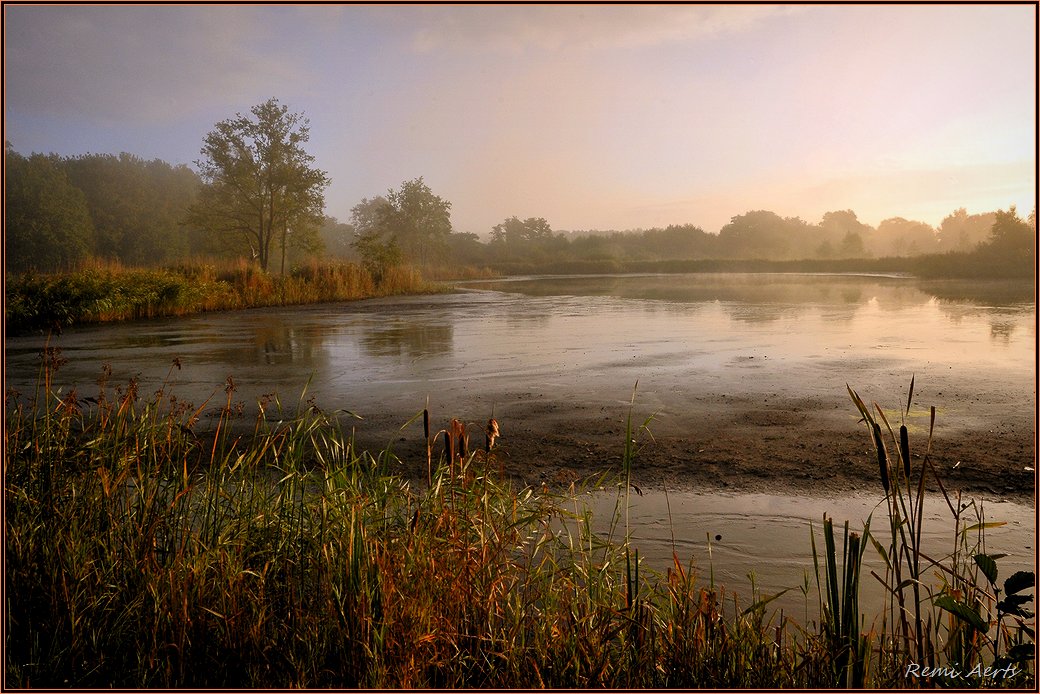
xmin=348 ymin=196 xmax=401 ymax=281
xmin=985 ymin=206 xmax=1034 ymax=254
xmin=319 ymin=216 xmax=359 ymax=260
xmin=189 ymin=98 xmax=329 ymax=272
xmin=872 ymin=217 xmax=938 ymax=257
xmin=5 ymin=144 xmax=94 ymax=272
xmin=490 ymin=216 xmax=553 ymax=246
xmin=62 ymin=152 xmax=202 ymax=265
xmin=818 ymin=210 xmax=873 ymax=258
xmin=380 ymin=177 xmax=452 ymax=268
xmin=489 ymin=216 xmax=554 ymax=262
xmin=718 ymin=210 xmax=811 ymax=259
xmin=937 ymin=208 xmax=997 ymax=252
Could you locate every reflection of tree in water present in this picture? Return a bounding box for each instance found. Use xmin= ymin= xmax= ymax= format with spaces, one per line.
xmin=359 ymin=323 xmax=453 ymax=358
xmin=253 ymin=324 xmax=325 ymax=366
xmin=723 ymin=304 xmax=785 ymax=324
xmin=918 ymin=279 xmax=1034 ymax=306
xmin=478 ymin=274 xmax=914 ymax=308
xmin=989 ymin=320 xmax=1017 ymax=344
xmin=841 ymin=287 xmax=863 ymax=303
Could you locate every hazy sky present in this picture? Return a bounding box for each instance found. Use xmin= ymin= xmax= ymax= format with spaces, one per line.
xmin=4 ymin=4 xmax=1036 ymax=235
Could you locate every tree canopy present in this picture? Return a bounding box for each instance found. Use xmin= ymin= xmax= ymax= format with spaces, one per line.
xmin=5 ymin=144 xmax=94 ymax=272
xmin=189 ymin=98 xmax=330 ymax=272
xmin=382 ymin=177 xmax=453 ymax=268
xmin=62 ymin=153 xmax=203 ymax=265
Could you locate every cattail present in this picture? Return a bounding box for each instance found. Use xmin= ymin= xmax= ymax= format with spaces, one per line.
xmin=872 ymin=422 xmax=890 ymax=493
xmin=424 ymin=409 xmax=432 ymax=486
xmin=410 ymin=508 xmax=421 ymax=533
xmin=899 ymin=424 xmax=911 ymax=481
xmin=485 ymin=418 xmax=499 ymax=453
xmin=444 ymin=430 xmax=452 ymax=462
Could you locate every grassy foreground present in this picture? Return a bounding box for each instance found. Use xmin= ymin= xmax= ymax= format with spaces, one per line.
xmin=4 ymin=355 xmax=1035 ymax=688
xmin=4 ymin=258 xmax=440 ymax=334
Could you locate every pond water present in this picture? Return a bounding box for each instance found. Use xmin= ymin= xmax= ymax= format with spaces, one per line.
xmin=5 ymin=273 xmax=1034 ymax=429
xmin=5 ymin=273 xmax=1034 ymax=607
xmin=573 ymin=487 xmax=1034 ymax=620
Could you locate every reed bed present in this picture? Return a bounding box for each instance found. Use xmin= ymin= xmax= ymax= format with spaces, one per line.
xmin=4 ymin=354 xmax=1034 ymax=688
xmin=5 ymin=259 xmax=440 ymax=333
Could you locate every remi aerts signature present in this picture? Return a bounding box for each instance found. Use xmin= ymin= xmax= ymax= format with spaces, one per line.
xmin=905 ymin=663 xmax=1022 ymax=682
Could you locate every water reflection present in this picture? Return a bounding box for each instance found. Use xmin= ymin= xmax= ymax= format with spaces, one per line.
xmin=990 ymin=320 xmax=1018 ymax=344
xmin=468 ymin=273 xmax=1035 ymax=346
xmin=918 ymin=279 xmax=1035 ymax=306
xmin=469 ymin=273 xmax=1034 ymax=310
xmin=358 ymin=322 xmax=453 ymax=358
xmin=195 ymin=320 xmax=331 ymax=368
xmin=468 ymin=273 xmax=907 ymax=307
xmin=579 ymin=489 xmax=1035 ymax=618
xmin=4 ymin=273 xmax=1033 ymax=424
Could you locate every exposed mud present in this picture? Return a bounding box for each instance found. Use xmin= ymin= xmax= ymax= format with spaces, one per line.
xmin=350 ymin=386 xmax=1035 ymax=505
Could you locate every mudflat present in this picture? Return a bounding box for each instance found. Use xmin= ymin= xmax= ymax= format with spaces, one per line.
xmin=350 ymin=375 xmax=1035 ymax=505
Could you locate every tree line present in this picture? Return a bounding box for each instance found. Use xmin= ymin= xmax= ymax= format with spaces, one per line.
xmin=5 ymin=98 xmax=1034 ymax=278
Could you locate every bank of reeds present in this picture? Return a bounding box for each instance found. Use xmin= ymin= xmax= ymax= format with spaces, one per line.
xmin=4 ymin=258 xmax=440 ymax=333
xmin=4 ymin=355 xmax=1034 ymax=688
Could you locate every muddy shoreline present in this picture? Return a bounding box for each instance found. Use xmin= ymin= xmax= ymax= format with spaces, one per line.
xmin=348 ymin=389 xmax=1035 ymax=505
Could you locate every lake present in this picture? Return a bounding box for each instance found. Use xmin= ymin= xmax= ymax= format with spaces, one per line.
xmin=5 ymin=272 xmax=1035 ymax=609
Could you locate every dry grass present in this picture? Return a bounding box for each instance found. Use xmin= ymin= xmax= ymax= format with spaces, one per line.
xmin=5 ymin=258 xmax=442 ymax=333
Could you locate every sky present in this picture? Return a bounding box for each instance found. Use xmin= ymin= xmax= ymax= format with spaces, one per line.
xmin=4 ymin=4 xmax=1036 ymax=236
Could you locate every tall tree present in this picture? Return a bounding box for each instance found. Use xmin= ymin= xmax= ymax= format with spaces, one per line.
xmin=380 ymin=177 xmax=452 ymax=268
xmin=349 ymin=196 xmax=401 ymax=280
xmin=5 ymin=144 xmax=94 ymax=272
xmin=985 ymin=206 xmax=1034 ymax=254
xmin=189 ymin=98 xmax=329 ymax=272
xmin=718 ymin=210 xmax=810 ymax=259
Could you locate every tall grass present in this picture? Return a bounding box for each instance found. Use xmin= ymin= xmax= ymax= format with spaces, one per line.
xmin=837 ymin=379 xmax=1035 ymax=687
xmin=4 ymin=258 xmax=441 ymax=333
xmin=4 ymin=354 xmax=1034 ymax=688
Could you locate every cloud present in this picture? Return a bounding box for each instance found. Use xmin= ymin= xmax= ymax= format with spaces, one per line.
xmin=4 ymin=5 xmax=309 ymax=125
xmin=403 ymin=5 xmax=803 ymax=55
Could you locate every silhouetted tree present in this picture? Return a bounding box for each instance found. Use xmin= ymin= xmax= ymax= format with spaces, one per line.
xmin=488 ymin=216 xmax=555 ymax=262
xmin=985 ymin=206 xmax=1034 ymax=254
xmin=818 ymin=210 xmax=873 ymax=258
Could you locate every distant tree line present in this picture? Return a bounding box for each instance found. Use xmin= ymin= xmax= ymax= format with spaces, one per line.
xmin=5 ymin=144 xmax=206 ymax=271
xmin=5 ymin=99 xmax=1034 ymax=280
